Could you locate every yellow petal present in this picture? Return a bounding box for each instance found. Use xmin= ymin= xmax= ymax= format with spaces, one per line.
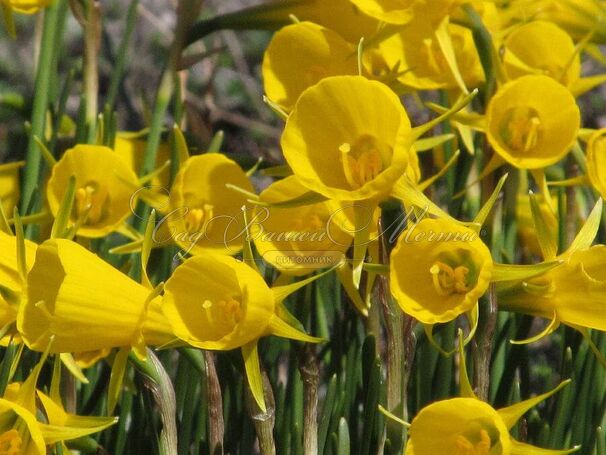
xmin=510 ymin=439 xmax=580 ymax=455
xmin=390 ymin=217 xmax=493 ymax=324
xmin=263 ymin=21 xmax=357 ymax=111
xmin=497 ymin=380 xmax=571 ymax=430
xmin=242 ymin=342 xmax=266 ymax=412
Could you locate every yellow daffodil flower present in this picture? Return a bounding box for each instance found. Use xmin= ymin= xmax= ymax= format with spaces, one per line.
xmin=389 ymin=217 xmax=493 ymax=325
xmin=586 ymin=128 xmax=606 ymax=199
xmin=502 ymin=21 xmax=580 ymax=88
xmin=251 ymin=176 xmax=353 ymax=275
xmin=486 ymin=75 xmax=580 ymax=169
xmin=163 ymin=153 xmax=254 ymax=256
xmin=405 ymin=334 xmax=578 ymax=455
xmin=281 ymin=75 xmax=419 ymax=202
xmin=0 ymin=161 xmax=22 ymax=218
xmin=496 ymin=199 xmax=606 ymax=360
xmin=499 ymin=245 xmax=606 ymax=338
xmin=163 ymin=253 xmax=325 ymax=410
xmin=46 ymin=144 xmax=140 ymax=238
xmin=407 ymin=393 xmax=580 ymax=454
xmin=17 ymin=238 xmax=173 ymax=358
xmin=280 ymin=74 xmax=476 ymax=287
xmin=262 ymin=21 xmax=358 ymax=111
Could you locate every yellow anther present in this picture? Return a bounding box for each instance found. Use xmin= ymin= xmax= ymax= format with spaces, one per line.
xmin=523 ymin=117 xmax=541 ymax=152
xmin=430 ymin=261 xmax=472 ymax=296
xmin=185 ymin=204 xmax=215 ymax=233
xmin=500 ymin=107 xmax=543 ymax=153
xmin=74 ymin=183 xmax=109 ymax=225
xmin=340 ymin=135 xmax=386 ymax=190
xmin=0 ymin=429 xmax=22 ymax=455
xmin=202 ymin=300 xmax=213 ymax=309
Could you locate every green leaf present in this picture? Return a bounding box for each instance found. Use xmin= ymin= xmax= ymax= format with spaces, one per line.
xmin=1 ymin=4 xmax=16 ymax=38
xmin=208 ymin=130 xmax=224 ymax=153
xmin=336 ymin=418 xmax=350 ymax=455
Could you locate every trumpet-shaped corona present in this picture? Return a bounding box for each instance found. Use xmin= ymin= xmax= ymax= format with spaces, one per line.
xmin=17 ymin=239 xmax=173 ymax=354
xmin=502 ymin=21 xmax=580 ymax=87
xmin=46 ymin=144 xmax=140 ymax=238
xmin=281 ymin=76 xmax=419 ymax=202
xmin=165 ymin=153 xmax=254 ymax=256
xmin=162 ymin=254 xmax=276 ymax=351
xmin=390 ymin=217 xmax=493 ymax=324
xmin=486 ymin=75 xmax=580 ymax=169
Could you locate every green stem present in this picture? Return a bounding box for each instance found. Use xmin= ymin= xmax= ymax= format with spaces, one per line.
xmin=130 ymin=351 xmax=178 ymax=455
xmin=139 ymin=0 xmax=201 ymax=179
xmin=246 ymin=368 xmax=276 ymax=455
xmin=105 ymin=0 xmax=139 ymax=113
xmin=20 ymin=0 xmax=65 ymax=213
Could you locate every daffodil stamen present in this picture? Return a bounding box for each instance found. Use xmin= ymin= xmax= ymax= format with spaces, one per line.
xmin=339 ymin=135 xmax=386 ymax=189
xmin=499 ymin=106 xmax=543 ymax=154
xmin=0 ymin=429 xmax=21 ymax=455
xmin=200 ymin=296 xmax=243 ymax=336
xmin=430 ymin=261 xmax=471 ymax=296
xmin=75 ymin=183 xmax=110 ymax=225
xmin=184 ymin=204 xmax=214 ymax=234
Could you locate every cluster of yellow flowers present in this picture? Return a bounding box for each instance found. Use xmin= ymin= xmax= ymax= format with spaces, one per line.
xmin=2 ymin=0 xmax=606 ymax=452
